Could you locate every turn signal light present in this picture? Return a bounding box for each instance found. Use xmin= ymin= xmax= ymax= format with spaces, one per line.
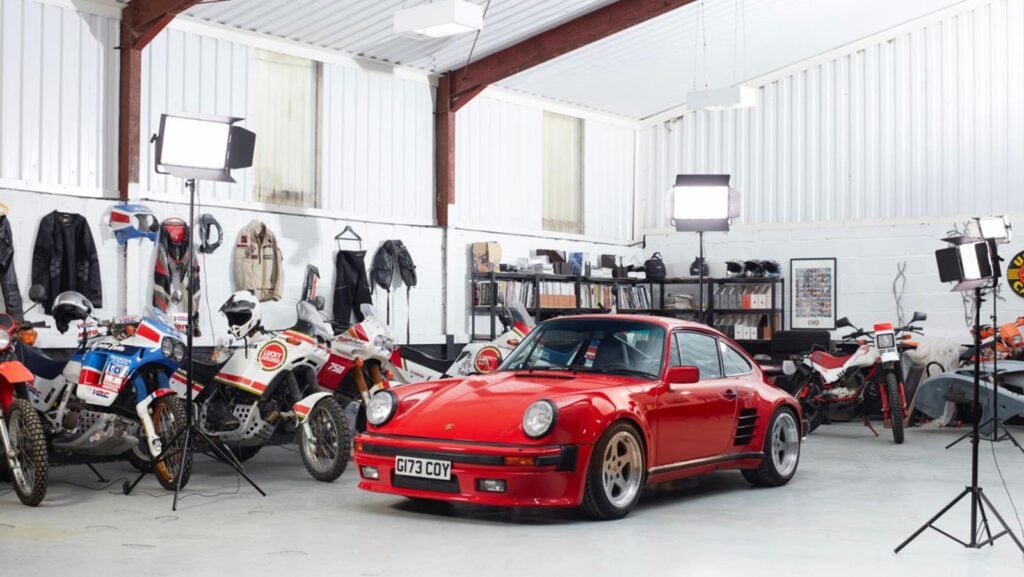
xmin=286 ymin=336 xmax=302 ymax=346
xmin=503 ymin=456 xmax=536 ymax=466
xmin=360 ymin=466 xmax=380 ymax=480
xmin=20 ymin=329 xmax=37 ymax=346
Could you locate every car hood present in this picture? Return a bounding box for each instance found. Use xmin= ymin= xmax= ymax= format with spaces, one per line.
xmin=378 ymin=370 xmax=641 ymax=443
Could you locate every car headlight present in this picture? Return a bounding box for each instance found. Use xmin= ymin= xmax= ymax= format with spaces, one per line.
xmin=876 ymin=333 xmax=895 ymax=349
xmin=366 ymin=390 xmax=397 ymax=426
xmin=373 ymin=335 xmax=394 ymax=354
xmin=522 ymin=400 xmax=557 ymax=439
xmin=0 ymin=328 xmax=10 ymax=352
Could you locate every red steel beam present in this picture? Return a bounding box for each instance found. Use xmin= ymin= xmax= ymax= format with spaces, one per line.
xmin=118 ymin=0 xmax=203 ymax=200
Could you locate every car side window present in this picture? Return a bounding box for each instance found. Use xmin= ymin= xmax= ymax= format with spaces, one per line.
xmin=669 ymin=332 xmax=682 ymax=367
xmin=720 ymin=341 xmax=753 ymax=376
xmin=678 ymin=332 xmax=722 ymax=379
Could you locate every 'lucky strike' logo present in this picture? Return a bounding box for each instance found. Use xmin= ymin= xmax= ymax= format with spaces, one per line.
xmin=258 ymin=342 xmax=287 ymax=371
xmin=1008 ymin=251 xmax=1024 ymax=298
xmin=473 ymin=346 xmax=503 ymax=374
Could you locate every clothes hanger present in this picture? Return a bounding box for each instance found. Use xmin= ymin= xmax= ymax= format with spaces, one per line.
xmin=334 ymin=225 xmax=362 ymax=250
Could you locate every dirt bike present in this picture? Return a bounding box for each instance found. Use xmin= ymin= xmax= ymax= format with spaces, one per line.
xmin=169 ymin=299 xmax=350 ymax=482
xmin=963 ymin=317 xmax=1024 ymax=363
xmin=784 ymin=312 xmax=927 ymax=444
xmin=0 ymin=294 xmax=49 ymax=506
xmin=20 ymin=289 xmax=191 ymax=489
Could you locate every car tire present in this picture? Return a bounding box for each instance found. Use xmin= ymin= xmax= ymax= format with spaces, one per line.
xmin=742 ymin=407 xmax=801 ymax=487
xmin=581 ymin=422 xmax=646 ymax=520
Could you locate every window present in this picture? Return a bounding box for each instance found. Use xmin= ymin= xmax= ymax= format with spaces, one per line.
xmin=677 ymin=332 xmax=722 ymax=379
xmin=720 ymin=342 xmax=753 ymax=376
xmin=542 ymin=112 xmax=583 ymax=234
xmin=669 ymin=332 xmax=682 ymax=367
xmin=254 ymin=49 xmax=319 ymax=207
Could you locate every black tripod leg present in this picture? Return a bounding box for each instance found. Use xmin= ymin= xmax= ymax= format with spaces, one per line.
xmin=895 ymin=487 xmax=972 ymax=554
xmin=975 ymin=489 xmax=994 ymax=546
xmin=195 ymin=430 xmax=266 ymax=497
xmin=994 ymin=420 xmax=1024 ymax=456
xmin=977 ymin=490 xmax=1024 ymax=553
xmin=172 ymin=427 xmax=193 ymax=511
xmin=945 ymin=429 xmax=974 ymax=450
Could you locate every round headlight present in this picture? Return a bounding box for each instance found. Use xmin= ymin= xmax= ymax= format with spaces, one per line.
xmin=173 ymin=341 xmax=186 ymax=363
xmin=161 ymin=338 xmax=175 ymax=358
xmin=0 ymin=328 xmax=10 ymax=352
xmin=366 ymin=390 xmax=397 ymax=426
xmin=523 ymin=400 xmax=557 ymax=439
xmin=373 ymin=335 xmax=394 ymax=353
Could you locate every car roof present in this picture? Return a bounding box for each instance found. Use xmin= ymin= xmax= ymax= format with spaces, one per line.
xmin=545 ymin=314 xmax=715 ymax=333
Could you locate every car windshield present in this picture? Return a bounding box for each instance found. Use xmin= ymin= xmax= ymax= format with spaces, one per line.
xmin=501 ymin=318 xmax=665 ymax=379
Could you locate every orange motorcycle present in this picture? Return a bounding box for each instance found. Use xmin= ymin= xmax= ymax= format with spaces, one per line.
xmin=966 ymin=316 xmax=1024 ymax=362
xmin=0 ymin=309 xmax=49 ymax=506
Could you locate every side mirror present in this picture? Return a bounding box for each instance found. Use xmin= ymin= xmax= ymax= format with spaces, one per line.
xmin=782 ymin=360 xmax=796 ymax=376
xmin=911 ymin=311 xmax=927 ymax=323
xmin=313 ymin=296 xmax=326 ymax=311
xmin=836 ymin=317 xmax=851 ymax=328
xmin=667 ymin=365 xmax=700 ymax=386
xmin=28 ymin=284 xmax=46 ymax=303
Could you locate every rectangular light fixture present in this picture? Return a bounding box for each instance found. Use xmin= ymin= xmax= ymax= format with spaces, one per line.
xmin=935 ymin=240 xmax=994 ymax=291
xmin=154 ymin=112 xmax=256 ymax=183
xmin=686 ymin=85 xmax=757 ymax=111
xmin=394 ymin=0 xmax=484 ymax=38
xmin=968 ymin=215 xmax=1012 ymax=244
xmin=671 ymin=174 xmax=738 ymax=232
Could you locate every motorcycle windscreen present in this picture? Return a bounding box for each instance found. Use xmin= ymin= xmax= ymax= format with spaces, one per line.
xmin=76 ymin=351 xmax=135 ymax=407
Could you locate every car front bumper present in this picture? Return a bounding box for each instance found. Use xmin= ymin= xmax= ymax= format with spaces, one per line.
xmin=354 ymin=433 xmax=591 ymax=507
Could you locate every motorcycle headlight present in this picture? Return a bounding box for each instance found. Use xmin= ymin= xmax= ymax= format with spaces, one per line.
xmin=0 ymin=328 xmax=10 ymax=352
xmin=366 ymin=390 xmax=397 ymax=426
xmin=876 ymin=333 xmax=896 ymax=349
xmin=173 ymin=341 xmax=186 ymax=363
xmin=373 ymin=335 xmax=394 ymax=354
xmin=161 ymin=337 xmax=174 ymax=358
xmin=162 ymin=338 xmax=186 ymax=362
xmin=522 ymin=400 xmax=557 ymax=439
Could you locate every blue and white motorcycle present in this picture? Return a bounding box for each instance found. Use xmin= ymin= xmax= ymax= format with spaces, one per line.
xmin=20 ymin=290 xmax=191 ymax=490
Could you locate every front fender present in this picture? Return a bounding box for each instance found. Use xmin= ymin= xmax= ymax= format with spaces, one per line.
xmin=551 ymin=393 xmax=655 ymax=465
xmin=136 ymin=389 xmax=177 ymax=457
xmin=0 ymin=361 xmax=35 ymax=385
xmin=294 ymin=391 xmax=333 ymax=422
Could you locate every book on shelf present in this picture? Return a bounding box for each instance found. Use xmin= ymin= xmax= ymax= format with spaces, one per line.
xmin=580 ymin=283 xmax=614 ymax=310
xmin=539 ymin=280 xmax=575 ymax=308
xmin=617 ymin=285 xmax=651 ymax=310
xmin=473 ymin=279 xmax=535 ymax=308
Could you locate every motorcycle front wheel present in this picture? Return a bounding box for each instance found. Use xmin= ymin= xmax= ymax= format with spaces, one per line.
xmin=6 ymin=398 xmax=48 ymax=506
xmin=885 ymin=373 xmax=906 ymax=444
xmin=299 ymin=397 xmax=351 ymax=482
xmin=151 ymin=395 xmax=193 ymax=490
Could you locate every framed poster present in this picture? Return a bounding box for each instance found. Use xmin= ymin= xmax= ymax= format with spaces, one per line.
xmin=790 ymin=258 xmax=837 ymax=330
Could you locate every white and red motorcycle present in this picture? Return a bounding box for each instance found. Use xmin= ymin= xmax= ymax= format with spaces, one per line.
xmin=785 ymin=312 xmax=927 ymax=444
xmin=170 ymin=292 xmax=350 ymax=481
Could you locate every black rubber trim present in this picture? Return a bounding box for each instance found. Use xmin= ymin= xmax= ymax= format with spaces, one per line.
xmin=392 ymin=474 xmax=461 ymax=494
xmin=648 ymin=452 xmax=763 ymax=475
xmin=361 ymin=442 xmax=578 ymax=469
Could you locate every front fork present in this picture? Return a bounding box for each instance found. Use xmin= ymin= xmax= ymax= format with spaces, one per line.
xmin=351 ymin=359 xmax=387 ymax=405
xmin=0 ymin=410 xmax=28 ymax=489
xmin=134 ymin=372 xmax=173 ymax=457
xmin=878 ymin=364 xmax=908 ymax=423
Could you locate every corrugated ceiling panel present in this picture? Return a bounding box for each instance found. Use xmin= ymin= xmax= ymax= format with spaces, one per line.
xmin=638 ymin=0 xmax=1024 ymax=228
xmin=184 ymin=0 xmax=617 ymax=73
xmin=0 ymin=0 xmax=119 ymax=194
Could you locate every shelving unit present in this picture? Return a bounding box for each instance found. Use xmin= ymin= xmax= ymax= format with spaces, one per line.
xmin=470 ymin=272 xmax=785 ymax=347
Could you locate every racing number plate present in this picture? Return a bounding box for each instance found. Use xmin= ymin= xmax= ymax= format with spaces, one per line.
xmin=101 ymin=356 xmax=132 ymax=392
xmin=394 ymin=456 xmax=452 ymax=481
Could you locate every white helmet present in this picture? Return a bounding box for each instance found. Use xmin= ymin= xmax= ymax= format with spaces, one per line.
xmin=220 ymin=291 xmax=261 ymax=339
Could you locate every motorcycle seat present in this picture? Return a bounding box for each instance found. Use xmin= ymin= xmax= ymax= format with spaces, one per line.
xmin=20 ymin=344 xmax=67 ymax=380
xmin=184 ymin=358 xmax=227 ymax=387
xmin=808 ymin=350 xmax=851 ymax=370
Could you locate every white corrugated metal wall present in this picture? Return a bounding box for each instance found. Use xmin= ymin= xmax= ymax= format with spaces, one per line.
xmin=639 ymin=0 xmax=1024 ymax=230
xmin=0 ymin=0 xmax=119 ymax=195
xmin=454 ymin=91 xmax=636 ymax=240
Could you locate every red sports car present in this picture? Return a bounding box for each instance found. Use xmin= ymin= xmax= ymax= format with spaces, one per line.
xmin=354 ymin=315 xmax=801 ymax=519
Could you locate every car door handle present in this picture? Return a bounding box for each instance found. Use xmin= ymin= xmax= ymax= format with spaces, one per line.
xmin=722 ymin=389 xmax=737 ymax=400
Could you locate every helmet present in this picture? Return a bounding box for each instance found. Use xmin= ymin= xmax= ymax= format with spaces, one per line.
xmin=725 ymin=261 xmax=746 ymax=278
xmin=108 ymin=204 xmax=158 ymax=244
xmin=52 ymin=291 xmax=93 ymax=334
xmin=689 ymin=257 xmax=708 ymax=277
xmin=762 ymin=260 xmax=781 ymax=277
xmin=220 ymin=291 xmax=261 ymax=339
xmin=744 ymin=260 xmax=764 ymax=278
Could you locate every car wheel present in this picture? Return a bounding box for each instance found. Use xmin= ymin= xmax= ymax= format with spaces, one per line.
xmin=581 ymin=422 xmax=645 ymax=520
xmin=742 ymin=407 xmax=800 ymax=487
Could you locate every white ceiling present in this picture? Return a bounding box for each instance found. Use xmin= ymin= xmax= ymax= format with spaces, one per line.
xmin=179 ymin=0 xmax=972 ymax=119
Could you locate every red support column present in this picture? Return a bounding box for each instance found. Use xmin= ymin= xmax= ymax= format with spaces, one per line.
xmin=435 ymin=74 xmax=455 ymax=227
xmin=118 ymin=21 xmax=142 ymax=202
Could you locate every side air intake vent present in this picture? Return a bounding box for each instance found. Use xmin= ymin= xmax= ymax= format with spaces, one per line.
xmin=734 ymin=409 xmax=759 ymax=446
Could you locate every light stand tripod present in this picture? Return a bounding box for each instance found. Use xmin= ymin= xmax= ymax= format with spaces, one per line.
xmin=123 ymin=178 xmax=265 ymax=509
xmin=895 ymin=285 xmax=1024 ymax=554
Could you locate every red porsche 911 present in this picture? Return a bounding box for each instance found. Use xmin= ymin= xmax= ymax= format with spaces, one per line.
xmin=354 ymin=315 xmax=801 ymax=519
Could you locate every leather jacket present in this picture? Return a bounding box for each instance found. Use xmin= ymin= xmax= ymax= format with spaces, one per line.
xmin=31 ymin=210 xmax=102 ymax=314
xmin=0 ymin=215 xmax=23 ymax=320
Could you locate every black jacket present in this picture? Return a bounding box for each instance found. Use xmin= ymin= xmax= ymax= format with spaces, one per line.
xmin=31 ymin=211 xmax=102 ymax=314
xmin=0 ymin=215 xmax=23 ymax=320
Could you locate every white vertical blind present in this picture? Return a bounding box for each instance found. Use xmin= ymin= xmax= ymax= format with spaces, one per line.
xmin=542 ymin=112 xmax=583 ymax=234
xmin=253 ymin=49 xmax=317 ymax=208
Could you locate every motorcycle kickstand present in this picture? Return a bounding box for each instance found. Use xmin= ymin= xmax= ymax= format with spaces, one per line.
xmin=78 ymin=455 xmax=109 ymax=483
xmin=863 ymin=418 xmax=880 ymax=437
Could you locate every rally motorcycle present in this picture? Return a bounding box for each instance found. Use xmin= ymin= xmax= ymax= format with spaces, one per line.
xmin=963 ymin=317 xmax=1024 ymax=363
xmin=20 ymin=290 xmax=191 ymax=489
xmin=0 ymin=296 xmax=49 ymax=506
xmin=318 ymin=304 xmax=398 ymax=406
xmin=784 ymin=312 xmax=927 ymax=444
xmin=169 ymin=292 xmax=349 ymax=481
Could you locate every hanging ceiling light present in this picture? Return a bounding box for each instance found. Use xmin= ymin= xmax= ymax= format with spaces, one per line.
xmin=394 ymin=0 xmax=484 ymax=39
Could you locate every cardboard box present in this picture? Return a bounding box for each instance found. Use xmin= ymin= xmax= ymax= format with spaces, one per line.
xmin=471 ymin=242 xmax=501 ymax=273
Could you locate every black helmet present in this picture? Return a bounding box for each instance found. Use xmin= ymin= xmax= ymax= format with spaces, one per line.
xmin=744 ymin=260 xmax=764 ymax=277
xmin=762 ymin=260 xmax=781 ymax=277
xmin=52 ymin=291 xmax=93 ymax=334
xmin=689 ymin=257 xmax=708 ymax=276
xmin=725 ymin=261 xmax=746 ymax=278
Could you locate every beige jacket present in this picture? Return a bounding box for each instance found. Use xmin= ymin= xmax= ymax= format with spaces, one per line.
xmin=233 ymin=220 xmax=283 ymax=301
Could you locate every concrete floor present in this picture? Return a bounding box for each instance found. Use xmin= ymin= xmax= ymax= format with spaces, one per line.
xmin=2 ymin=423 xmax=1023 ymax=577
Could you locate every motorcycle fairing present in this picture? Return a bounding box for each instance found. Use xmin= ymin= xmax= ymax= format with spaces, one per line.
xmin=807 ymin=345 xmax=878 ymax=384
xmin=215 ymin=335 xmax=326 ymax=400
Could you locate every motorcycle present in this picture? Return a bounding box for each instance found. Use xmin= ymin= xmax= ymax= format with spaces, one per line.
xmin=964 ymin=317 xmax=1024 ymax=363
xmin=169 ymin=294 xmax=350 ymax=482
xmin=785 ymin=312 xmax=928 ymax=444
xmin=0 ymin=288 xmax=49 ymax=506
xmin=20 ymin=289 xmax=191 ymax=489
xmin=318 ymin=304 xmax=398 ymax=406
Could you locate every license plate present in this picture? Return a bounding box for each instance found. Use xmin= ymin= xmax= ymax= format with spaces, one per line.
xmin=394 ymin=456 xmax=452 ymax=480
